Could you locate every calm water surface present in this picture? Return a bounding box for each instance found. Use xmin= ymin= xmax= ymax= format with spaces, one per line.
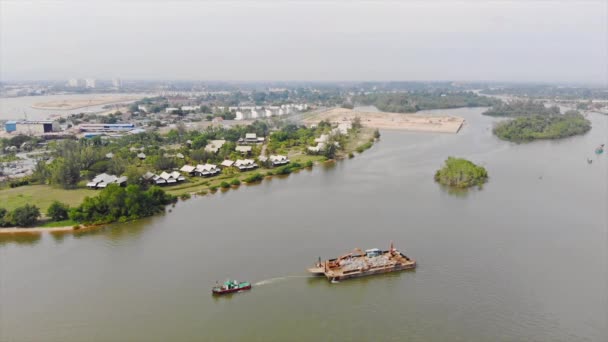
xmin=1 ymin=108 xmax=606 ymax=341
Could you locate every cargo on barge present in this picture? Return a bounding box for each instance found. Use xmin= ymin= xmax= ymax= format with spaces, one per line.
xmin=308 ymin=243 xmax=416 ymax=281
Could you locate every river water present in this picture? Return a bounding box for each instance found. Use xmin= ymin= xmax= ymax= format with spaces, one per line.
xmin=1 ymin=107 xmax=606 ymax=341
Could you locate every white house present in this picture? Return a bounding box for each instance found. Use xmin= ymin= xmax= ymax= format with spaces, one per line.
xmin=205 ymin=140 xmax=226 ymax=153
xmin=149 ymin=171 xmax=185 ymax=185
xmin=194 ymin=164 xmax=221 ymax=177
xmin=180 ymin=165 xmax=196 ymax=175
xmin=235 ymin=145 xmax=252 ymax=155
xmin=181 ymin=105 xmax=200 ymax=112
xmin=86 ymin=173 xmax=128 ymax=189
xmin=234 ymin=159 xmax=258 ymax=171
xmin=269 ymin=155 xmax=290 ymax=166
xmin=220 ymin=160 xmax=235 ymax=168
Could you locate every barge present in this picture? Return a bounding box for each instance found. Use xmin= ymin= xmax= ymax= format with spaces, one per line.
xmin=308 ymin=243 xmax=416 ymax=281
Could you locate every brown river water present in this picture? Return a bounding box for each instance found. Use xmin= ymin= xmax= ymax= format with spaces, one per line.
xmin=1 ymin=107 xmax=606 ymax=341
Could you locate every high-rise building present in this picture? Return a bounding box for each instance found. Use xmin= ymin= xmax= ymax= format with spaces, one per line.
xmin=85 ymin=78 xmax=97 ymax=88
xmin=112 ymin=78 xmax=122 ymax=89
xmin=68 ymin=78 xmax=84 ymax=87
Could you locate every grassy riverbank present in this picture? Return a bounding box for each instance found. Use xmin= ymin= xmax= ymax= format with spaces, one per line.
xmin=0 ymin=127 xmax=377 ymax=228
xmin=0 ymin=185 xmax=91 ymax=212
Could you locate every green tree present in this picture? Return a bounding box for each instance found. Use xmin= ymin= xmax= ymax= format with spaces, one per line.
xmin=0 ymin=208 xmax=8 ymax=227
xmin=47 ymin=201 xmax=69 ymax=221
xmin=7 ymin=204 xmax=41 ymax=227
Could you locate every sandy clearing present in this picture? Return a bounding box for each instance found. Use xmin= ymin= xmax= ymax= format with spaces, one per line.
xmin=32 ymin=95 xmax=140 ymax=110
xmin=303 ymin=108 xmax=465 ymax=133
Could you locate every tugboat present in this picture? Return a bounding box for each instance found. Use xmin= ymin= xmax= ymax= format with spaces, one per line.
xmin=595 ymin=144 xmax=604 ymax=155
xmin=212 ymin=280 xmax=252 ymax=295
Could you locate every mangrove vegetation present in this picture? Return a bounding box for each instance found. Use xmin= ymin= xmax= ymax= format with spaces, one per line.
xmin=493 ymin=111 xmax=591 ymax=142
xmin=434 ymin=157 xmax=488 ymax=189
xmin=356 ymin=91 xmax=497 ymax=113
xmin=483 ymin=100 xmax=560 ymax=117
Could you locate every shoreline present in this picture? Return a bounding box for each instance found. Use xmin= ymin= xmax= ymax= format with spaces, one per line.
xmin=0 ymin=129 xmax=377 ymax=235
xmin=0 ymin=224 xmax=101 ymax=234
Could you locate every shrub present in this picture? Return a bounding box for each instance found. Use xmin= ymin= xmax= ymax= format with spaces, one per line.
xmin=68 ymin=184 xmax=176 ymax=225
xmin=9 ymin=178 xmax=30 ymax=188
xmin=274 ymin=165 xmax=292 ymax=175
xmin=179 ymin=193 xmax=191 ymax=200
xmin=243 ymin=173 xmax=264 ymax=183
xmin=220 ymin=181 xmax=230 ymax=189
xmin=209 ymin=185 xmax=219 ymax=192
xmin=6 ymin=204 xmax=41 ymax=227
xmin=47 ymin=201 xmax=69 ymax=221
xmin=230 ymin=179 xmax=241 ymax=186
xmin=348 ymin=152 xmax=354 ymax=159
xmin=356 ymin=141 xmax=373 ymax=153
xmin=305 ymin=160 xmax=313 ymax=167
xmin=0 ymin=207 xmax=8 ymax=227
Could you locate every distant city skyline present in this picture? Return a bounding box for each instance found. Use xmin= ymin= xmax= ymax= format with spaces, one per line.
xmin=1 ymin=1 xmax=606 ymax=84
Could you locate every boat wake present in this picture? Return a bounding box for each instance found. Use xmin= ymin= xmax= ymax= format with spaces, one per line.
xmin=254 ymin=275 xmax=309 ymax=286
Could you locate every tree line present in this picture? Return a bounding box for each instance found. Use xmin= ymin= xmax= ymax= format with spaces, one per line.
xmin=355 ymin=91 xmax=498 ymax=113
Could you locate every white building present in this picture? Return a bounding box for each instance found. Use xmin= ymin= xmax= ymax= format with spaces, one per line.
xmin=85 ymin=78 xmax=97 ymax=88
xmin=181 ymin=105 xmax=200 ymax=112
xmin=112 ymin=78 xmax=122 ymax=88
xmin=68 ymin=78 xmax=84 ymax=87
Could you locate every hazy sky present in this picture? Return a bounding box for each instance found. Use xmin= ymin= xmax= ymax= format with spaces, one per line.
xmin=1 ymin=0 xmax=606 ymax=83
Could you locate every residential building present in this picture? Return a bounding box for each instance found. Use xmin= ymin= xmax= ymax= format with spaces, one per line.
xmin=144 ymin=171 xmax=185 ymax=185
xmin=234 ymin=159 xmax=258 ymax=171
xmin=68 ymin=78 xmax=84 ymax=87
xmin=85 ymin=78 xmax=97 ymax=88
xmin=194 ymin=164 xmax=221 ymax=177
xmin=79 ymin=123 xmax=135 ymax=133
xmin=235 ymin=145 xmax=252 ymax=155
xmin=112 ymin=78 xmax=122 ymax=88
xmin=269 ymin=155 xmax=290 ymax=166
xmin=86 ymin=173 xmax=127 ymax=189
xmin=205 ymin=140 xmax=226 ymax=153
xmin=220 ymin=160 xmax=235 ymax=168
xmin=179 ymin=165 xmax=196 ymax=175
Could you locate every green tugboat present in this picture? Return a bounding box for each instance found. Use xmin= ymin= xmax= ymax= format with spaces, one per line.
xmin=595 ymin=144 xmax=604 ymax=155
xmin=212 ymin=280 xmax=252 ymax=295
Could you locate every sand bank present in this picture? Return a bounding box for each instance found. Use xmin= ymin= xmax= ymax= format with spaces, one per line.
xmin=304 ymin=108 xmax=464 ymax=133
xmin=32 ymin=95 xmax=140 ymax=110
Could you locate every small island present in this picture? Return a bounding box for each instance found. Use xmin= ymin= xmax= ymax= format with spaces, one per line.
xmin=493 ymin=111 xmax=591 ymax=142
xmin=434 ymin=157 xmax=488 ymax=189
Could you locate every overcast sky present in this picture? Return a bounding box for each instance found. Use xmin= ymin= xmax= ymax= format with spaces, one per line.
xmin=0 ymin=0 xmax=606 ymax=83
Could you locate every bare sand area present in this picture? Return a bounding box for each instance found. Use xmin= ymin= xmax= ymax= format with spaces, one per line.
xmin=304 ymin=108 xmax=465 ymax=133
xmin=32 ymin=95 xmax=140 ymax=110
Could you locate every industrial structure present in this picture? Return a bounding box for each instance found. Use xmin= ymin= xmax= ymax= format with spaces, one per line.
xmin=4 ymin=120 xmax=60 ymax=135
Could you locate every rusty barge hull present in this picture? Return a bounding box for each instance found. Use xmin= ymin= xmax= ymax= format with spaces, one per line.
xmin=325 ymin=261 xmax=416 ymax=281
